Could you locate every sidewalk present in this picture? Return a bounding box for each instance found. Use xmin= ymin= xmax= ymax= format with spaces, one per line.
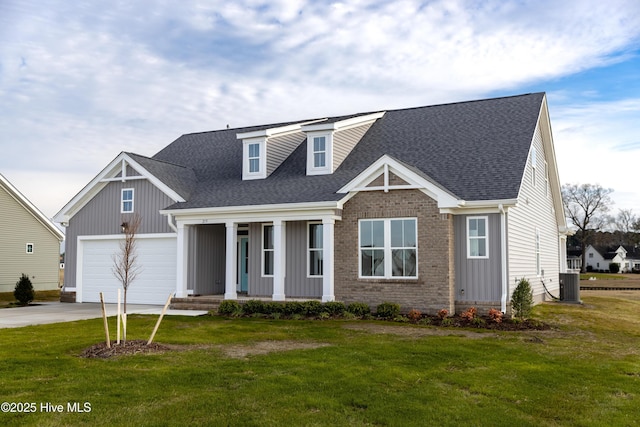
xmin=0 ymin=302 xmax=208 ymax=329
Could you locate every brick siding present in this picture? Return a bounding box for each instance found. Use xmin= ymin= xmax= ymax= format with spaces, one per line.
xmin=334 ymin=189 xmax=455 ymax=315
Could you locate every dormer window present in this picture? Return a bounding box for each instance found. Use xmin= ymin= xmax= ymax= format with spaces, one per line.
xmin=306 ymin=132 xmax=332 ymax=175
xmin=313 ymin=136 xmax=327 ymax=168
xmin=242 ymin=139 xmax=266 ymax=180
xmin=248 ymin=143 xmax=260 ymax=173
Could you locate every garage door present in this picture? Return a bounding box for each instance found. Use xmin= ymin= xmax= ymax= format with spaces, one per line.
xmin=79 ymin=237 xmax=176 ymax=304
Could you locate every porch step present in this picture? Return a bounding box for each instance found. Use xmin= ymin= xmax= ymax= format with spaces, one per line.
xmin=60 ymin=291 xmax=76 ymax=303
xmin=170 ymin=297 xmax=223 ymax=311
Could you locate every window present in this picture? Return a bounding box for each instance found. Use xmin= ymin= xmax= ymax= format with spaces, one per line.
xmin=589 ymin=253 xmax=593 ymax=258
xmin=467 ymin=217 xmax=488 ymax=258
xmin=121 ymin=188 xmax=134 ymax=213
xmin=248 ymin=143 xmax=260 ymax=173
xmin=312 ymin=136 xmax=326 ymax=168
xmin=26 ymin=243 xmax=34 ymax=254
xmin=262 ymin=224 xmax=274 ymax=276
xmin=359 ymin=218 xmax=417 ymax=278
xmin=308 ymin=223 xmax=323 ymax=277
xmin=535 ymin=228 xmax=541 ymax=276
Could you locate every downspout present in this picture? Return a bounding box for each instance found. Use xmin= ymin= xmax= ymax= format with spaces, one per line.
xmin=499 ymin=204 xmax=508 ymax=313
xmin=167 ymin=213 xmax=178 ymax=233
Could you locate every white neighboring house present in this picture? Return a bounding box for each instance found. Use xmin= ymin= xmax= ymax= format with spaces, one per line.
xmin=585 ymin=245 xmax=640 ymax=273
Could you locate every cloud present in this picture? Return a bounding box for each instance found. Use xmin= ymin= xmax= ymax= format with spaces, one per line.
xmin=1 ymin=0 xmax=640 ymax=218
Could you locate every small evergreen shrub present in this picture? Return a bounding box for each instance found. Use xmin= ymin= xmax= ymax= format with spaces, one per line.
xmin=218 ymin=300 xmax=241 ymax=316
xmin=376 ymin=302 xmax=401 ymax=319
xmin=441 ymin=317 xmax=453 ymax=326
xmin=609 ymin=263 xmax=620 ymax=273
xmin=243 ymin=299 xmax=265 ymax=315
xmin=346 ymin=302 xmax=371 ymax=317
xmin=322 ymin=301 xmax=346 ymax=316
xmin=283 ymin=301 xmax=304 ymax=316
xmin=302 ymin=300 xmax=323 ymax=316
xmin=14 ymin=274 xmax=35 ymax=306
xmin=263 ymin=302 xmax=284 ymax=314
xmin=511 ymin=278 xmax=534 ymax=319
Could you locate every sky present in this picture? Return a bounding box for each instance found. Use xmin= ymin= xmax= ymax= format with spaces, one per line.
xmin=1 ymin=0 xmax=640 ymax=226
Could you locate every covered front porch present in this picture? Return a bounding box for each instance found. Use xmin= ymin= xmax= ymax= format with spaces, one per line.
xmin=166 ymin=203 xmax=343 ymax=304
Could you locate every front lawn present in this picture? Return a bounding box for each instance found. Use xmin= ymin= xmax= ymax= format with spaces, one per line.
xmin=1 ymin=294 xmax=639 ymax=426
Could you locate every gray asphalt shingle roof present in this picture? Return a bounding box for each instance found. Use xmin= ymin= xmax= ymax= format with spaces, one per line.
xmin=150 ymin=93 xmax=545 ymax=210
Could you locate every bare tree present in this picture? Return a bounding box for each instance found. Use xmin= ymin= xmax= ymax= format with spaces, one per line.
xmin=562 ymin=183 xmax=614 ymax=272
xmin=112 ymin=213 xmax=142 ymax=342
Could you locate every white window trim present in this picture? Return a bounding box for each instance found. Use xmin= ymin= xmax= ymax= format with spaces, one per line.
xmin=243 ymin=138 xmax=267 ymax=180
xmin=358 ymin=218 xmax=418 ymax=279
xmin=26 ymin=243 xmax=34 ymax=254
xmin=306 ymin=132 xmax=333 ymax=175
xmin=467 ymin=216 xmax=489 ymax=259
xmin=121 ymin=188 xmax=134 ymax=213
xmin=262 ymin=223 xmax=274 ymax=277
xmin=307 ymin=222 xmax=323 ymax=278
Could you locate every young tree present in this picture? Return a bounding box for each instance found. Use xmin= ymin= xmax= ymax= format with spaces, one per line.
xmin=561 ymin=183 xmax=614 ymax=273
xmin=14 ymin=273 xmax=35 ymax=306
xmin=112 ymin=213 xmax=142 ymax=342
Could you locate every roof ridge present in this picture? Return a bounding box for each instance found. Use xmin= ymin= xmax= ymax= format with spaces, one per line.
xmin=126 ymin=152 xmax=192 ymax=170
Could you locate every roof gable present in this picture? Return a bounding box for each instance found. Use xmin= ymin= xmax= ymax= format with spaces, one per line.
xmin=0 ymin=173 xmax=64 ymax=241
xmin=54 ymin=152 xmax=195 ymax=223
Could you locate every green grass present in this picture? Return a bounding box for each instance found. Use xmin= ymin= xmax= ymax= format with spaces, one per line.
xmin=1 ymin=296 xmax=640 ymax=426
xmin=580 ymin=272 xmax=627 ymax=280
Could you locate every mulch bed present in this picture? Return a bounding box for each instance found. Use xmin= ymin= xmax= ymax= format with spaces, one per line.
xmin=80 ymin=340 xmax=173 ymax=359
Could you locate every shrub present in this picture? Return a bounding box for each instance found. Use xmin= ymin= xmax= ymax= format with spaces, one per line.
xmin=14 ymin=274 xmax=35 ymax=306
xmin=302 ymin=300 xmax=323 ymax=316
xmin=376 ymin=302 xmax=401 ymax=319
xmin=263 ymin=302 xmax=284 ymax=314
xmin=609 ymin=263 xmax=620 ymax=274
xmin=346 ymin=302 xmax=371 ymax=317
xmin=471 ymin=317 xmax=486 ymax=326
xmin=218 ymin=300 xmax=241 ymax=316
xmin=511 ymin=278 xmax=534 ymax=319
xmin=407 ymin=309 xmax=422 ymax=323
xmin=283 ymin=301 xmax=304 ymax=316
xmin=418 ymin=317 xmax=432 ymax=326
xmin=488 ymin=308 xmax=503 ymax=324
xmin=461 ymin=307 xmax=477 ymax=321
xmin=242 ymin=299 xmax=265 ymax=315
xmin=441 ymin=317 xmax=453 ymax=326
xmin=322 ymin=301 xmax=346 ymax=316
xmin=437 ymin=309 xmax=449 ymax=319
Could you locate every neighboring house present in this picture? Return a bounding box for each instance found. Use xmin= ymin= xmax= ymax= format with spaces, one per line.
xmin=566 ymin=248 xmax=582 ymax=272
xmin=586 ymin=244 xmax=640 ymax=272
xmin=1 ymin=174 xmax=64 ymax=292
xmin=55 ymin=93 xmax=569 ymax=314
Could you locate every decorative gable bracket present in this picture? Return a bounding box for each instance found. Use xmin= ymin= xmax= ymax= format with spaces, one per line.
xmin=337 ymin=155 xmax=462 ymax=209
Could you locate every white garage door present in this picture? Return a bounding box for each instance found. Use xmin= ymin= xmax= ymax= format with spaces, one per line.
xmin=79 ymin=236 xmax=176 ymax=304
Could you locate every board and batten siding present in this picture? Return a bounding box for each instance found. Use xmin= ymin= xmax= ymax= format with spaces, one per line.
xmin=64 ymin=179 xmax=176 ymax=289
xmin=0 ymin=186 xmax=61 ymax=291
xmin=248 ymin=221 xmax=322 ymax=298
xmin=188 ymin=224 xmax=226 ymax=295
xmin=507 ymin=123 xmax=561 ymax=302
xmin=454 ymin=214 xmax=503 ymax=303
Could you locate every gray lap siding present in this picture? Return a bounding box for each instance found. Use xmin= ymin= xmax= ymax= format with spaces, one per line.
xmin=334 ymin=189 xmax=455 ymax=315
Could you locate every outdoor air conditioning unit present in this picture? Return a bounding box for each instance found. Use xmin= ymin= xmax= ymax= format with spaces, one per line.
xmin=559 ymin=273 xmax=581 ymax=304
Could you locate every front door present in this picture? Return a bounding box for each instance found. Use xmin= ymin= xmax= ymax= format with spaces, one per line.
xmin=240 ymin=237 xmax=249 ymax=293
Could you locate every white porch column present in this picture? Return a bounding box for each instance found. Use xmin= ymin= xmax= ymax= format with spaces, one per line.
xmin=322 ymin=218 xmax=335 ymax=302
xmin=559 ymin=235 xmax=568 ymax=273
xmin=272 ymin=220 xmax=286 ymax=301
xmin=224 ymin=221 xmax=238 ymax=300
xmin=175 ymin=223 xmax=189 ymax=298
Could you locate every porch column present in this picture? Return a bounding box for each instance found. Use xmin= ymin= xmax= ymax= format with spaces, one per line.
xmin=322 ymin=218 xmax=335 ymax=302
xmin=272 ymin=220 xmax=286 ymax=301
xmin=224 ymin=221 xmax=238 ymax=300
xmin=175 ymin=223 xmax=189 ymax=298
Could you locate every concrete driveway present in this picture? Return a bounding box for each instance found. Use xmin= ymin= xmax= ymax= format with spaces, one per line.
xmin=0 ymin=302 xmax=208 ymax=329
